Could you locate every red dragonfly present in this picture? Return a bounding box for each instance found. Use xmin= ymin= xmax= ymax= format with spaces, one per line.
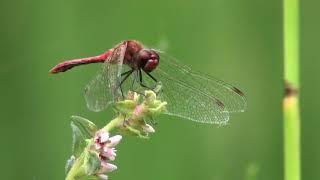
xmin=50 ymin=40 xmax=246 ymax=124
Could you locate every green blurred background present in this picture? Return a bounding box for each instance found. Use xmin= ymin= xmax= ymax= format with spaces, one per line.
xmin=1 ymin=0 xmax=319 ymax=179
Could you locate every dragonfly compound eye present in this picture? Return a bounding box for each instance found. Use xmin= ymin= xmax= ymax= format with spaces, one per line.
xmin=138 ymin=49 xmax=160 ymax=72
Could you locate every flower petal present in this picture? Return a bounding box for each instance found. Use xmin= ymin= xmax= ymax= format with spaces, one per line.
xmin=100 ymin=162 xmax=117 ymax=173
xmin=133 ymin=105 xmax=144 ymax=116
xmin=102 ymin=148 xmax=117 ymax=161
xmin=107 ymin=135 xmax=122 ymax=147
xmin=99 ymin=131 xmax=110 ymax=143
xmin=98 ymin=174 xmax=108 ymax=180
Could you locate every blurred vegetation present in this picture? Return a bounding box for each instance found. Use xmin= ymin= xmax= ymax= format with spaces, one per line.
xmin=0 ymin=0 xmax=319 ymax=180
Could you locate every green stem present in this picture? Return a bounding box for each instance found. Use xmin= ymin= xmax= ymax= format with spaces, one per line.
xmin=65 ymin=154 xmax=85 ymax=180
xmin=103 ymin=115 xmax=125 ymax=132
xmin=283 ymin=0 xmax=300 ymax=179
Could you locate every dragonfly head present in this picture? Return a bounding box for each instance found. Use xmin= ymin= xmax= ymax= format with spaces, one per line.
xmin=137 ymin=49 xmax=160 ymax=72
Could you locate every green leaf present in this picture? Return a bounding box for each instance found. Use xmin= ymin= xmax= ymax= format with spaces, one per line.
xmin=84 ymin=151 xmax=101 ymax=175
xmin=70 ymin=116 xmax=97 ymax=157
xmin=71 ymin=116 xmax=98 ymax=138
xmin=71 ymin=121 xmax=87 ymax=158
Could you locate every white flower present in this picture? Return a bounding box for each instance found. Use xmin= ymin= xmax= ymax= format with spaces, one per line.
xmin=93 ymin=129 xmax=122 ymax=179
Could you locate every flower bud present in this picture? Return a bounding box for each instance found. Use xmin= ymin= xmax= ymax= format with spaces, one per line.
xmin=99 ymin=161 xmax=117 ymax=173
xmin=107 ymin=135 xmax=122 ymax=148
xmin=143 ymin=124 xmax=155 ymax=133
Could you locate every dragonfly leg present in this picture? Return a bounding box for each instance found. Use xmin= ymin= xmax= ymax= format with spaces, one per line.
xmin=142 ymin=70 xmax=161 ymax=95
xmin=121 ymin=70 xmax=132 ymax=77
xmin=138 ymin=69 xmax=153 ymax=90
xmin=126 ymin=71 xmax=143 ymax=96
xmin=143 ymin=70 xmax=158 ymax=82
xmin=130 ymin=71 xmax=138 ymax=90
xmin=131 ymin=89 xmax=145 ymax=97
xmin=119 ymin=69 xmax=134 ymax=98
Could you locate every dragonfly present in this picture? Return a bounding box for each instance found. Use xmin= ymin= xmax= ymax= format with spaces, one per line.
xmin=50 ymin=40 xmax=246 ymax=125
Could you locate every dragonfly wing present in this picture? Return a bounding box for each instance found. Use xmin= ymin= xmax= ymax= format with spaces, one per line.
xmin=157 ymin=52 xmax=247 ymax=113
xmin=154 ymin=68 xmax=229 ymax=124
xmin=84 ymin=42 xmax=127 ymax=112
xmin=149 ymin=52 xmax=246 ymax=124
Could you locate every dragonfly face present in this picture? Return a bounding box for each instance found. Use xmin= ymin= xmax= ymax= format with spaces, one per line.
xmin=134 ymin=49 xmax=160 ymax=72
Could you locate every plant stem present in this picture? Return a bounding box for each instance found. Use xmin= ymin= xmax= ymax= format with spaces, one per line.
xmin=283 ymin=0 xmax=300 ymax=179
xmin=65 ymin=154 xmax=85 ymax=180
xmin=103 ymin=115 xmax=125 ymax=132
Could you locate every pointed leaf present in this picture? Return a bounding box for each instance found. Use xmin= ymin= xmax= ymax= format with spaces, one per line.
xmin=71 ymin=121 xmax=87 ymax=157
xmin=71 ymin=116 xmax=98 ymax=138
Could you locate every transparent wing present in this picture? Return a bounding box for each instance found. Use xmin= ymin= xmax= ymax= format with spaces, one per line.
xmin=84 ymin=43 xmax=127 ymax=112
xmin=149 ymin=52 xmax=246 ymax=124
xmin=154 ymin=68 xmax=230 ymax=124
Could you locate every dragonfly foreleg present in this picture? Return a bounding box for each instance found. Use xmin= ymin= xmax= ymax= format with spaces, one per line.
xmin=141 ymin=70 xmax=161 ymax=95
xmin=143 ymin=70 xmax=158 ymax=82
xmin=138 ymin=69 xmax=153 ymax=90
